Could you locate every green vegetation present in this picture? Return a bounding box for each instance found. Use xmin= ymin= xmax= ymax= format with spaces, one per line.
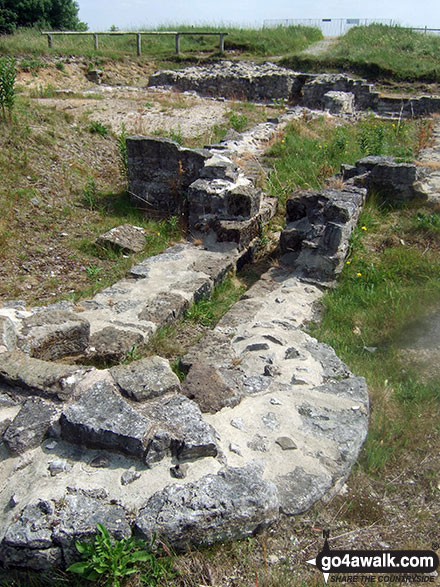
xmin=0 ymin=55 xmax=16 ymax=122
xmin=0 ymin=24 xmax=321 ymax=59
xmin=282 ymin=23 xmax=440 ymax=83
xmin=89 ymin=120 xmax=109 ymax=137
xmin=0 ymin=0 xmax=86 ymax=34
xmin=266 ymin=115 xmax=430 ymax=204
xmin=67 ymin=524 xmax=175 ymax=586
xmin=310 ymin=198 xmax=440 ymax=474
xmin=185 ymin=274 xmax=246 ymax=327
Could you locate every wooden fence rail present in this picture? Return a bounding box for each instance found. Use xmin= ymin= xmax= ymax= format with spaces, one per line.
xmin=41 ymin=31 xmax=228 ymax=55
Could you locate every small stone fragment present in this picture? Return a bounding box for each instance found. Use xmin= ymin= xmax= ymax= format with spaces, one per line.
xmin=170 ymin=464 xmax=189 ymax=479
xmin=230 ymin=418 xmax=245 ymax=431
xmin=270 ymin=398 xmax=282 ymax=405
xmin=264 ymin=364 xmax=281 ymax=377
xmin=285 ymin=347 xmax=300 ymax=359
xmin=48 ymin=460 xmax=69 ymax=476
xmin=121 ymin=470 xmax=141 ymax=486
xmin=229 ymin=442 xmax=242 ymax=456
xmin=245 ymin=343 xmax=270 ymax=352
xmin=3 ymin=398 xmax=59 ymax=454
xmin=276 ymin=437 xmax=298 ymax=451
xmin=96 ymin=224 xmax=146 ymax=254
xmin=89 ymin=454 xmax=110 ymax=468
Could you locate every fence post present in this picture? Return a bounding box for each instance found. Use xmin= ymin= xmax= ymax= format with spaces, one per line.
xmin=219 ymin=33 xmax=225 ymax=53
xmin=425 ymin=26 xmax=427 ymax=34
xmin=137 ymin=33 xmax=142 ymax=56
xmin=94 ymin=33 xmax=98 ymax=50
xmin=175 ymin=33 xmax=180 ymax=54
xmin=48 ymin=34 xmax=52 ymax=48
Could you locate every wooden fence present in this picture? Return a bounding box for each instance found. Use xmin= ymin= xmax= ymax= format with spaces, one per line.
xmin=41 ymin=31 xmax=228 ymax=55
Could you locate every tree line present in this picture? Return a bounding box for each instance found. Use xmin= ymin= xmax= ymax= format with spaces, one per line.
xmin=0 ymin=0 xmax=87 ymax=34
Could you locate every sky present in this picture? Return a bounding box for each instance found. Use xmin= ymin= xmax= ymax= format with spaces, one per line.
xmin=77 ymin=0 xmax=440 ymax=32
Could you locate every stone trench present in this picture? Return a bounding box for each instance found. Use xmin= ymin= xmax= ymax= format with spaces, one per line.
xmin=0 ymin=62 xmax=438 ymax=571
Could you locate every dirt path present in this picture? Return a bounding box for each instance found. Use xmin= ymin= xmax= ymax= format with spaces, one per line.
xmin=299 ymin=37 xmax=339 ymax=56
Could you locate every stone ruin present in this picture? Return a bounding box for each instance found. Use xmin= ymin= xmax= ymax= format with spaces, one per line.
xmin=149 ymin=61 xmax=440 ymax=117
xmin=0 ymin=61 xmax=437 ymax=573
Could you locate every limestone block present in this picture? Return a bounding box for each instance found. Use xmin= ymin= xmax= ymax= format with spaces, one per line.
xmin=110 ymin=356 xmax=181 ymax=402
xmin=96 ymin=224 xmax=146 ymax=253
xmin=60 ymin=379 xmax=152 ymax=458
xmin=19 ymin=310 xmax=90 ymax=361
xmin=89 ymin=326 xmax=144 ymax=363
xmin=3 ymin=397 xmax=59 ymax=454
xmin=0 ymin=350 xmax=85 ymax=401
xmin=323 ymin=90 xmax=355 ymax=114
xmin=134 ymin=463 xmax=279 ymax=550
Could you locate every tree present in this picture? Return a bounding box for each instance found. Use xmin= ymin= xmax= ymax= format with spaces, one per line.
xmin=0 ymin=0 xmax=87 ymax=34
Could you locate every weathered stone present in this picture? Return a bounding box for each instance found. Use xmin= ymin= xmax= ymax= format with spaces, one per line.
xmin=86 ymin=69 xmax=103 ymax=83
xmin=276 ymin=466 xmax=333 ymax=515
xmin=137 ymin=292 xmax=189 ymax=325
xmin=225 ymin=182 xmax=261 ymax=219
xmin=48 ymin=459 xmax=69 ymax=476
xmin=0 ymin=351 xmax=84 ymax=400
xmin=0 ymin=315 xmax=16 ymax=352
xmin=134 ymin=463 xmax=279 ymax=549
xmin=301 ymin=73 xmax=377 ymax=110
xmin=182 ymin=362 xmax=241 ymax=413
xmin=121 ymin=470 xmax=141 ymax=485
xmin=200 ymin=154 xmax=240 ymax=181
xmin=149 ymin=61 xmax=305 ymax=102
xmin=170 ymin=463 xmax=189 ymax=479
xmin=60 ymin=379 xmax=152 ymax=459
xmin=144 ymin=394 xmax=218 ymax=462
xmin=127 ymin=136 xmax=210 ymax=213
xmin=3 ymin=397 xmax=59 ymax=454
xmin=89 ymin=326 xmax=144 ymax=363
xmin=280 ymin=187 xmax=365 ymax=279
xmin=275 ymin=436 xmax=297 ymax=451
xmin=89 ymin=454 xmax=110 ymax=468
xmin=53 ymin=491 xmax=130 ymax=564
xmin=18 ymin=310 xmax=90 ymax=361
xmin=323 ymin=90 xmax=355 ymax=114
xmin=96 ymin=224 xmax=146 ymax=253
xmin=345 ymin=156 xmax=428 ymax=203
xmin=110 ymin=356 xmax=180 ymax=402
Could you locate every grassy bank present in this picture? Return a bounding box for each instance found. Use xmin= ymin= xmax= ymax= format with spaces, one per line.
xmin=282 ymin=24 xmax=440 ymax=83
xmin=265 ymin=114 xmax=430 ymax=205
xmin=0 ymin=25 xmax=322 ymax=60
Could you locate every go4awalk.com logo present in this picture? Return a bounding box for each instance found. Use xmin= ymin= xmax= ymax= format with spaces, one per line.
xmin=307 ymin=531 xmax=439 ymax=584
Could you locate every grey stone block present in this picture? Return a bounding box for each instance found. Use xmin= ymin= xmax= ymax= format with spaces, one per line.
xmin=89 ymin=326 xmax=144 ymax=363
xmin=110 ymin=356 xmax=181 ymax=402
xmin=96 ymin=224 xmax=146 ymax=253
xmin=0 ymin=351 xmax=85 ymax=401
xmin=19 ymin=310 xmax=90 ymax=361
xmin=60 ymin=379 xmax=152 ymax=459
xmin=3 ymin=397 xmax=59 ymax=454
xmin=0 ymin=315 xmax=16 ymax=352
xmin=134 ymin=463 xmax=279 ymax=549
xmin=145 ymin=394 xmax=218 ymax=462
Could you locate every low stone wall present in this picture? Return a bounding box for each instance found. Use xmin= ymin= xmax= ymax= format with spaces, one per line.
xmin=149 ymin=61 xmax=440 ymax=118
xmin=0 ymin=111 xmax=373 ymax=571
xmin=280 ymin=186 xmax=366 ymax=281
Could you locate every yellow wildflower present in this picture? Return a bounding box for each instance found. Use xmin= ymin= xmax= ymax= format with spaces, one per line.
xmin=361 ymin=226 xmax=367 ymax=230
xmin=357 ymin=272 xmax=362 ymax=277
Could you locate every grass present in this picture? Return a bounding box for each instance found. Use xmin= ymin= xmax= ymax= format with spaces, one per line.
xmin=0 ymin=93 xmax=183 ymax=305
xmin=309 ymin=198 xmax=440 ymax=475
xmin=282 ymin=23 xmax=440 ymax=83
xmin=265 ymin=115 xmax=431 ymax=205
xmin=0 ymin=25 xmax=322 ymax=60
